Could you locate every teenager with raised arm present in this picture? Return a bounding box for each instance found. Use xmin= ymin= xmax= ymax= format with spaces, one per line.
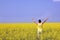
xmin=32 ymin=18 xmax=48 ymax=38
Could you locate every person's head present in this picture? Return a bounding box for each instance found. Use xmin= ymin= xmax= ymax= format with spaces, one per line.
xmin=38 ymin=19 xmax=41 ymax=23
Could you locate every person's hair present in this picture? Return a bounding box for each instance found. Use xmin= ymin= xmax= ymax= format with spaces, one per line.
xmin=38 ymin=19 xmax=41 ymax=23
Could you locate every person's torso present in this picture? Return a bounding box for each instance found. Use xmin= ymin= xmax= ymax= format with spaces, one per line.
xmin=37 ymin=23 xmax=42 ymax=28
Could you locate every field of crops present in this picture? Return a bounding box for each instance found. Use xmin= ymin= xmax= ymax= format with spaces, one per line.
xmin=0 ymin=22 xmax=60 ymax=40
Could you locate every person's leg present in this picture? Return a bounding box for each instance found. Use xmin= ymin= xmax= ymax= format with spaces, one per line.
xmin=37 ymin=28 xmax=40 ymax=38
xmin=39 ymin=28 xmax=42 ymax=34
xmin=39 ymin=28 xmax=42 ymax=40
xmin=37 ymin=31 xmax=39 ymax=38
xmin=37 ymin=28 xmax=42 ymax=40
xmin=36 ymin=30 xmax=40 ymax=40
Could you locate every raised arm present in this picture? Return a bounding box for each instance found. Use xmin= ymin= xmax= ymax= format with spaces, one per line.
xmin=42 ymin=18 xmax=48 ymax=24
xmin=32 ymin=18 xmax=38 ymax=25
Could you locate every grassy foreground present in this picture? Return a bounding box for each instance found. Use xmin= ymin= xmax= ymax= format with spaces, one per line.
xmin=0 ymin=22 xmax=60 ymax=40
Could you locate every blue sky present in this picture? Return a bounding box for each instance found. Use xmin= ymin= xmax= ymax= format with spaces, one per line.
xmin=0 ymin=0 xmax=60 ymax=22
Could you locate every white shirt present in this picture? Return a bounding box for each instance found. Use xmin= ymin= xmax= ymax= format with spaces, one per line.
xmin=37 ymin=23 xmax=43 ymax=29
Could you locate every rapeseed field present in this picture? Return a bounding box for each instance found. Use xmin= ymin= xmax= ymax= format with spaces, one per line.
xmin=0 ymin=22 xmax=60 ymax=40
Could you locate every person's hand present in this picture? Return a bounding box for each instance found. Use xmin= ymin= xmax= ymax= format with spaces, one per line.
xmin=32 ymin=18 xmax=35 ymax=21
xmin=46 ymin=18 xmax=48 ymax=20
xmin=44 ymin=18 xmax=48 ymax=20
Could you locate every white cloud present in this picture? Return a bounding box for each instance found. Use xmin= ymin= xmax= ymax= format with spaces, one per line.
xmin=53 ymin=0 xmax=60 ymax=2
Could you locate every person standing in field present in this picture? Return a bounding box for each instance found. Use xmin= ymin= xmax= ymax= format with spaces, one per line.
xmin=32 ymin=18 xmax=48 ymax=39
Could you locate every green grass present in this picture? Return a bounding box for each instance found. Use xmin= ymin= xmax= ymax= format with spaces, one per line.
xmin=0 ymin=22 xmax=60 ymax=40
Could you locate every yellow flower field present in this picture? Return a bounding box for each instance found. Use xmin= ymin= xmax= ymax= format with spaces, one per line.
xmin=0 ymin=22 xmax=60 ymax=40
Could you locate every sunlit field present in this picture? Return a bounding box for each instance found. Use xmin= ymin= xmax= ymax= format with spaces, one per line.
xmin=0 ymin=22 xmax=60 ymax=40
